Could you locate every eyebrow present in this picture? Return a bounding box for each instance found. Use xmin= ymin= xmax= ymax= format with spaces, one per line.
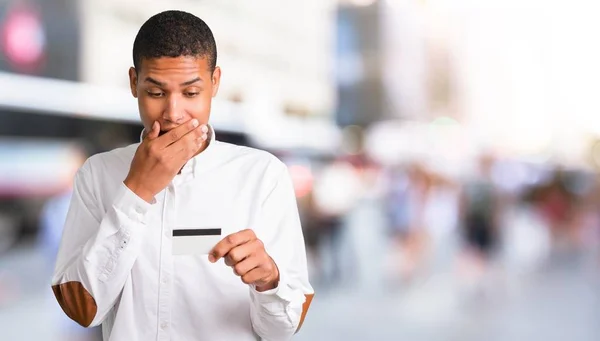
xmin=180 ymin=77 xmax=202 ymax=86
xmin=144 ymin=77 xmax=165 ymax=87
xmin=144 ymin=77 xmax=202 ymax=87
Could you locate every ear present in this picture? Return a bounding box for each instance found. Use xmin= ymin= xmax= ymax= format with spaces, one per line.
xmin=128 ymin=67 xmax=138 ymax=98
xmin=211 ymin=66 xmax=221 ymax=98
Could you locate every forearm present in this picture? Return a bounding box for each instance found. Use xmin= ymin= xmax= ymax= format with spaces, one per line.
xmin=52 ymin=183 xmax=151 ymax=327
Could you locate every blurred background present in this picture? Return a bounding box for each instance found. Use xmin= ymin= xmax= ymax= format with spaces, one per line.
xmin=2 ymin=0 xmax=600 ymax=340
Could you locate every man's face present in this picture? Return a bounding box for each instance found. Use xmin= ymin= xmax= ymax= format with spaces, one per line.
xmin=128 ymin=56 xmax=221 ymax=135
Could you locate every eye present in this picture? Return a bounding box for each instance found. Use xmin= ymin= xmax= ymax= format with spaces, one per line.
xmin=146 ymin=90 xmax=165 ymax=98
xmin=185 ymin=92 xmax=199 ymax=98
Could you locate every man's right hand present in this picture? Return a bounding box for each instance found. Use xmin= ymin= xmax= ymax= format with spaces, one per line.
xmin=123 ymin=119 xmax=208 ymax=203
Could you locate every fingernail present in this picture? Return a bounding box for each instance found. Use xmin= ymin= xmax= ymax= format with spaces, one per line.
xmin=191 ymin=119 xmax=199 ymax=127
xmin=201 ymin=125 xmax=208 ymax=133
xmin=202 ymin=133 xmax=208 ymax=141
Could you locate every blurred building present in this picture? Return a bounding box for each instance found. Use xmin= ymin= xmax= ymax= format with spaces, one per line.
xmin=335 ymin=1 xmax=384 ymax=128
xmin=79 ymin=0 xmax=339 ymax=151
xmin=0 ymin=0 xmax=340 ymax=146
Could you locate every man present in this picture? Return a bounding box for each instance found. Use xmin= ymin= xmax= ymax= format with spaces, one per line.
xmin=51 ymin=10 xmax=314 ymax=341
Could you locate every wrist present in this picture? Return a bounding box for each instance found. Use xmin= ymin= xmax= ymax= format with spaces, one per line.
xmin=123 ymin=178 xmax=155 ymax=203
xmin=255 ymin=262 xmax=280 ymax=292
xmin=255 ymin=280 xmax=278 ymax=292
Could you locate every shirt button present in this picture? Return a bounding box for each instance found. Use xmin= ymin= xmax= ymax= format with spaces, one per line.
xmin=162 ymin=277 xmax=169 ymax=284
xmin=161 ymin=322 xmax=169 ymax=329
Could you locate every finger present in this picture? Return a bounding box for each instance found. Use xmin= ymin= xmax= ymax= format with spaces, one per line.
xmin=164 ymin=134 xmax=202 ymax=164
xmin=169 ymin=126 xmax=209 ymax=161
xmin=164 ymin=123 xmax=208 ymax=157
xmin=241 ymin=268 xmax=269 ymax=285
xmin=209 ymin=229 xmax=256 ymax=263
xmin=155 ymin=119 xmax=200 ymax=148
xmin=200 ymin=124 xmax=209 ymax=140
xmin=232 ymin=256 xmax=261 ymax=277
xmin=224 ymin=240 xmax=260 ymax=266
xmin=146 ymin=121 xmax=160 ymax=140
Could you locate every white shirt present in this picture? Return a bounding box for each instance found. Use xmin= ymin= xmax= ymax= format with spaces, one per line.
xmin=51 ymin=126 xmax=314 ymax=341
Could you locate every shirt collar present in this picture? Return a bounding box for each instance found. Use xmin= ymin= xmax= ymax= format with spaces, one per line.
xmin=139 ymin=123 xmax=217 ymax=178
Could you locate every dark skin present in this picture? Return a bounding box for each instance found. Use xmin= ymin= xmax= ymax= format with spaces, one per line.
xmin=124 ymin=56 xmax=279 ymax=291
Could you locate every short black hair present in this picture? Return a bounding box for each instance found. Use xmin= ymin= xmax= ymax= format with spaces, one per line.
xmin=132 ymin=10 xmax=217 ymax=73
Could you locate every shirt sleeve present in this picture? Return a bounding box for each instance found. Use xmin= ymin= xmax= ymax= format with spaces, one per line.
xmin=51 ymin=160 xmax=153 ymax=327
xmin=249 ymin=164 xmax=315 ymax=340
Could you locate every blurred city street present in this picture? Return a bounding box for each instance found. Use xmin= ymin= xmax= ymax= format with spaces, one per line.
xmin=2 ymin=200 xmax=600 ymax=340
xmin=2 ymin=0 xmax=600 ymax=340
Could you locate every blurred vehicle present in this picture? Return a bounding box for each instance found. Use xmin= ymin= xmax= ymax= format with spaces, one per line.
xmin=0 ymin=138 xmax=84 ymax=252
xmin=272 ymin=147 xmax=339 ymax=252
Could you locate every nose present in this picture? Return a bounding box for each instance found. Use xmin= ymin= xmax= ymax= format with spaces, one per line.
xmin=162 ymin=94 xmax=184 ymax=124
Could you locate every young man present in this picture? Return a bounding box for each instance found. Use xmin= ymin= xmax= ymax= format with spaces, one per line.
xmin=51 ymin=10 xmax=313 ymax=341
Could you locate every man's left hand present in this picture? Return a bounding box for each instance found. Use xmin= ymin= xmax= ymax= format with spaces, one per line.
xmin=209 ymin=229 xmax=279 ymax=292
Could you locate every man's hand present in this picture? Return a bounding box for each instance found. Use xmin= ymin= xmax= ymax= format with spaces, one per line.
xmin=124 ymin=119 xmax=208 ymax=203
xmin=209 ymin=229 xmax=280 ymax=292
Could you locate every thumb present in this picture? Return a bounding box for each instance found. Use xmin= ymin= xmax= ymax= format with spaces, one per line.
xmin=146 ymin=121 xmax=160 ymax=140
